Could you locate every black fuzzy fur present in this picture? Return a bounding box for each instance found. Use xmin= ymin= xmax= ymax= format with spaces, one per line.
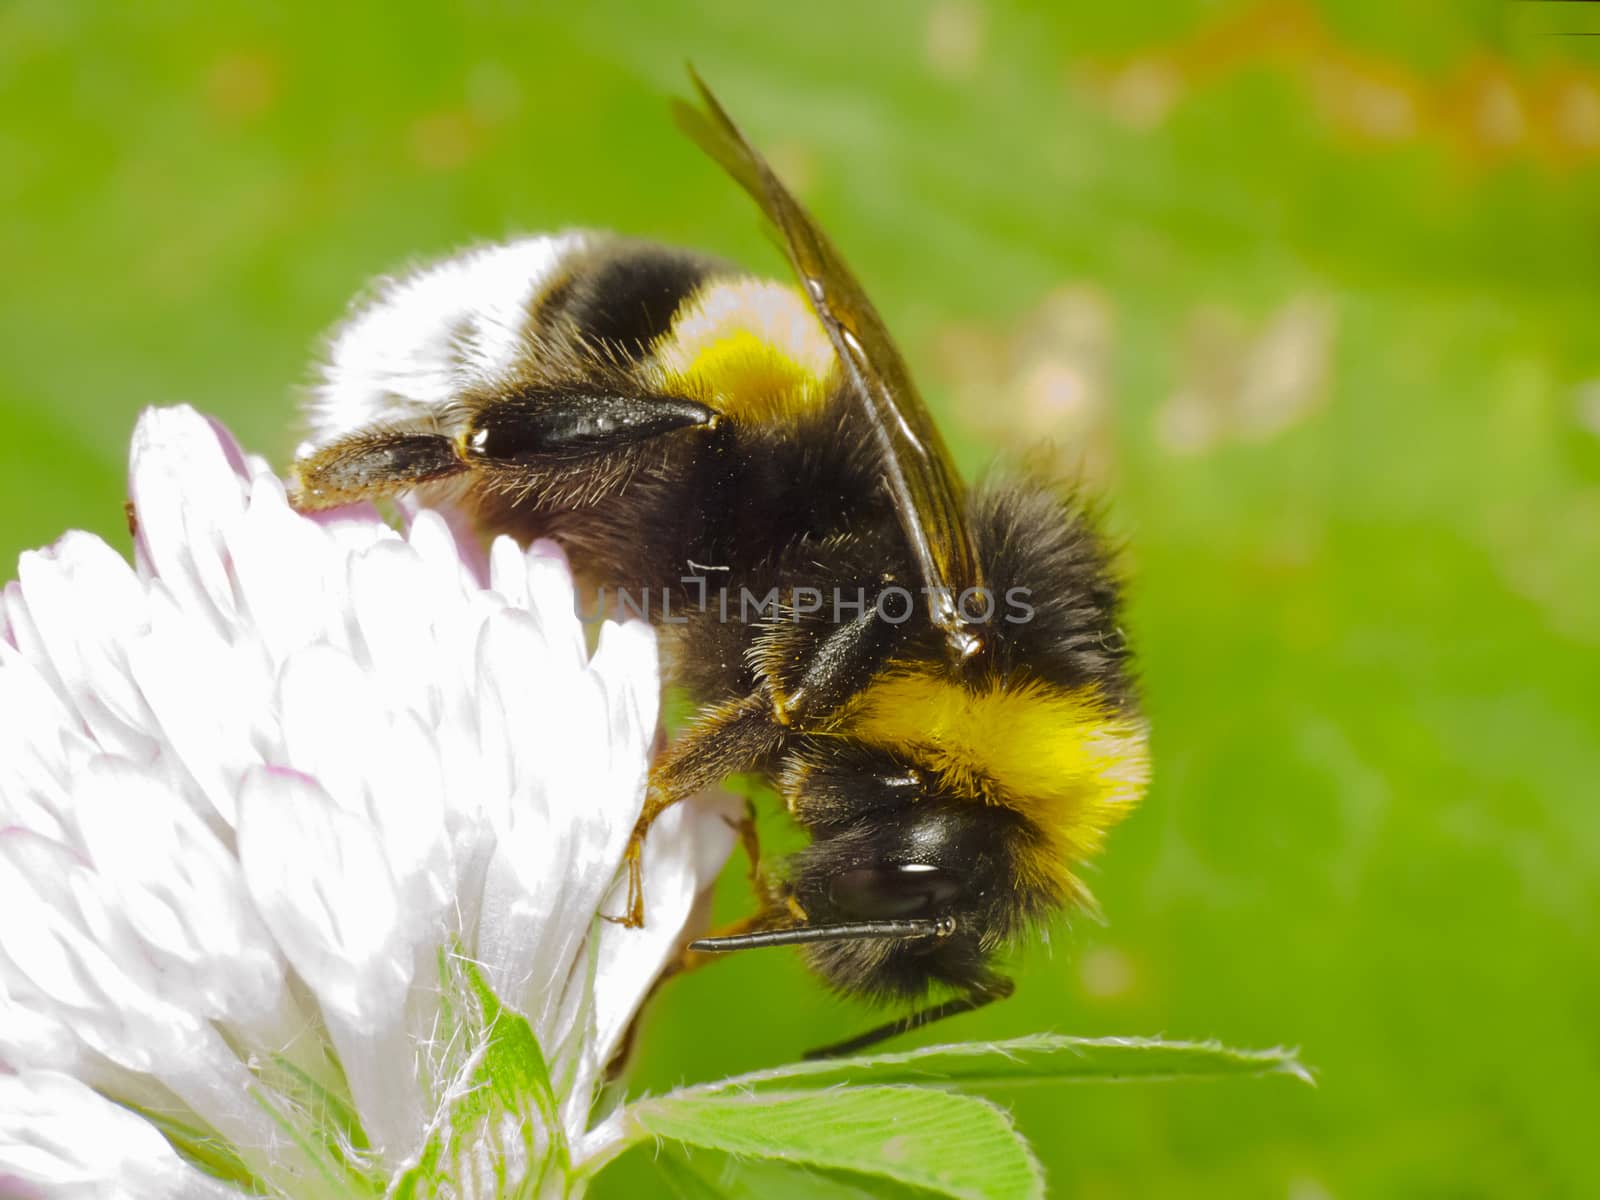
xmin=470 ymin=320 xmax=1138 ymax=1002
xmin=301 ymin=238 xmax=1139 ymax=1006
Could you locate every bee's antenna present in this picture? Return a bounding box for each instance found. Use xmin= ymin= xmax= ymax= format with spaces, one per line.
xmin=688 ymin=916 xmax=955 ymax=952
xmin=803 ymin=976 xmax=1016 ymax=1059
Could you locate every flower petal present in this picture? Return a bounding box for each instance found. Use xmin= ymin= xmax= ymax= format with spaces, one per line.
xmin=523 ymin=538 xmax=587 ymax=672
xmin=471 ymin=609 xmax=613 ymax=1029
xmin=588 ymin=619 xmax=662 ymax=770
xmin=14 ymin=533 xmax=157 ymax=761
xmin=346 ymin=538 xmax=452 ymax=731
xmin=123 ymin=589 xmax=273 ymax=829
xmin=127 ymin=407 xmax=249 ymax=634
xmin=0 ymin=969 xmax=80 ymax=1077
xmin=274 ymin=644 xmax=453 ymax=929
xmin=72 ymin=757 xmax=287 ymax=1028
xmin=0 ymin=1071 xmax=238 ymax=1198
xmin=0 ymin=643 xmax=84 ymax=843
xmin=235 ymin=766 xmax=426 ymax=1161
xmin=0 ymin=831 xmax=293 ymax=1169
xmin=229 ymin=471 xmax=372 ymax=662
xmin=236 ymin=767 xmax=409 ymax=1030
xmin=396 ymin=495 xmax=490 ymax=588
xmin=585 ymin=793 xmax=737 ymax=1091
xmin=1 ymin=581 xmax=65 ymax=705
xmin=4 ymin=404 xmax=711 ymax=1187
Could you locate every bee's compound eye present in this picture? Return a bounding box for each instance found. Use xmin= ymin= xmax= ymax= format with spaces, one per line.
xmin=828 ymin=863 xmax=963 ymax=920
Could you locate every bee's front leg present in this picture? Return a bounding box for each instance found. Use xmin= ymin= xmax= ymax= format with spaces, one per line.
xmin=608 ymin=692 xmax=784 ymax=928
xmin=291 ymin=422 xmax=468 ymax=509
xmin=616 ymin=781 xmax=674 ymax=929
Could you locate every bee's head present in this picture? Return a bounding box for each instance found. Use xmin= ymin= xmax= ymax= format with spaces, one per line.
xmin=778 ymin=742 xmax=1061 ymax=1001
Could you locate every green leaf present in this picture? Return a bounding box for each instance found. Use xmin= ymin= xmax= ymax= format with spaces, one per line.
xmin=628 ymin=1085 xmax=1043 ymax=1200
xmin=690 ymin=1035 xmax=1313 ymax=1095
xmin=659 ymin=1148 xmax=959 ymax=1199
xmin=656 ymin=1151 xmax=734 ymax=1200
xmin=592 ymin=1035 xmax=1306 ymax=1195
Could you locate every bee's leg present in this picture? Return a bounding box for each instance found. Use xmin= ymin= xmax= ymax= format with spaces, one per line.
xmin=293 ymin=391 xmax=721 ymax=512
xmin=613 ymin=692 xmax=785 ymax=928
xmin=463 ymin=390 xmax=718 ymax=465
xmin=616 ymin=606 xmax=902 ymax=927
xmin=463 ymin=390 xmax=723 ymax=521
xmin=804 ymin=976 xmax=1016 ymax=1059
xmin=726 ymin=796 xmax=764 ymax=894
xmin=292 ymin=422 xmax=467 ymax=509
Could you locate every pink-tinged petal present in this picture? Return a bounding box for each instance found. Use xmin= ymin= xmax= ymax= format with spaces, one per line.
xmin=405 ymin=515 xmax=510 ymax=718
xmin=0 ymin=1071 xmax=237 ymax=1199
xmin=3 ymin=404 xmax=705 ymax=1179
xmin=201 ymin=413 xmax=251 ymax=479
xmin=15 ymin=533 xmax=158 ymax=761
xmin=72 ymin=757 xmax=287 ymax=1027
xmin=127 ymin=406 xmax=248 ymax=633
xmin=545 ymin=623 xmax=667 ymax=1019
xmin=478 ymin=609 xmax=597 ymax=802
xmin=469 ymin=607 xmax=672 ymax=1040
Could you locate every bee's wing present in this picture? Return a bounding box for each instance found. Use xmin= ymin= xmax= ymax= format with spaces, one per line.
xmin=676 ymin=71 xmax=986 ymax=661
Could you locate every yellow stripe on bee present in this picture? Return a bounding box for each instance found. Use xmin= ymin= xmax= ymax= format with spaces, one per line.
xmin=655 ymin=278 xmax=835 ymax=424
xmin=843 ymin=671 xmax=1149 ymax=893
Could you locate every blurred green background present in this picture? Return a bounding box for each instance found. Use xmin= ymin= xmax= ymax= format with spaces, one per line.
xmin=4 ymin=1 xmax=1598 ymax=1196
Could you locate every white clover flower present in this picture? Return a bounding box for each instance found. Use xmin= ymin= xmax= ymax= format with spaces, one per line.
xmin=0 ymin=406 xmax=737 ymax=1198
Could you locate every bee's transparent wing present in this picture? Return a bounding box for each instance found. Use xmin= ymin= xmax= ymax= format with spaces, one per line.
xmin=676 ymin=71 xmax=986 ymax=660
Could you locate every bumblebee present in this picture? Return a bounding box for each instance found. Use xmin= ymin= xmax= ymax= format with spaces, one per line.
xmin=291 ymin=76 xmax=1149 ymax=1056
